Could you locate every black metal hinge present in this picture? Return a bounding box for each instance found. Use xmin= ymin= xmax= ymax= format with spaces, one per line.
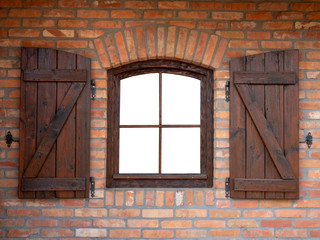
xmin=5 ymin=131 xmax=19 ymax=148
xmin=225 ymin=80 xmax=230 ymax=102
xmin=90 ymin=177 xmax=95 ymax=198
xmin=225 ymin=177 xmax=230 ymax=199
xmin=91 ymin=79 xmax=96 ymax=101
xmin=299 ymin=132 xmax=313 ymax=149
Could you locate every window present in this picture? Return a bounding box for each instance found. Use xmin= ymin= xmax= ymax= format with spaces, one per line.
xmin=107 ymin=60 xmax=213 ymax=188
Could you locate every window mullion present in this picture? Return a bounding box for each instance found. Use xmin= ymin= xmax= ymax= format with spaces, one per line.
xmin=159 ymin=73 xmax=162 ymax=174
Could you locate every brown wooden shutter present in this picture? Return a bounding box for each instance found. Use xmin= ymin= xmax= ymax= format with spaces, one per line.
xmin=19 ymin=47 xmax=91 ymax=198
xmin=230 ymin=50 xmax=299 ymax=199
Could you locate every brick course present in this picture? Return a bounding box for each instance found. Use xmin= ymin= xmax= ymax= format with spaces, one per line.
xmin=1 ymin=0 xmax=320 ymax=239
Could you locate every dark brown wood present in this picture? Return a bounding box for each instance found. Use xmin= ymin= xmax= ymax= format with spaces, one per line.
xmin=265 ymin=51 xmax=284 ymax=199
xmin=113 ymin=174 xmax=207 ymax=180
xmin=19 ymin=47 xmax=38 ymax=199
xmin=22 ymin=178 xmax=86 ymax=191
xmin=106 ymin=60 xmax=213 ymax=188
xmin=284 ymin=50 xmax=299 ymax=199
xmin=159 ymin=73 xmax=162 ymax=174
xmin=229 ymin=50 xmax=299 ymax=199
xmin=119 ymin=124 xmax=200 ymax=128
xmin=36 ymin=48 xmax=57 ymax=198
xmin=23 ymin=69 xmax=87 ymax=82
xmin=234 ymin=179 xmax=296 ymax=192
xmin=76 ymin=54 xmax=91 ymax=198
xmin=230 ymin=56 xmax=246 ymax=198
xmin=234 ymin=72 xmax=296 ymax=84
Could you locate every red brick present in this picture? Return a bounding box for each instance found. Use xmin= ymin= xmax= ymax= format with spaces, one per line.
xmin=128 ymin=219 xmax=158 ymax=228
xmin=296 ymin=41 xmax=320 ymax=49
xmin=216 ymin=30 xmax=244 ymax=39
xmin=146 ymin=25 xmax=156 ymax=58
xmin=0 ymin=0 xmax=21 ymax=7
xmin=244 ymin=210 xmax=273 ymax=218
xmin=58 ymin=19 xmax=88 ymax=28
xmin=176 ymin=209 xmax=207 ymax=218
xmin=210 ymin=210 xmax=241 ymax=218
xmin=94 ymin=219 xmax=125 ymax=228
xmin=261 ymin=219 xmax=292 ymax=227
xmin=24 ymin=0 xmax=55 ymax=7
xmin=115 ymin=190 xmax=124 ymax=206
xmin=276 ymin=229 xmax=307 ymax=238
xmin=75 ymin=208 xmax=107 ymax=217
xmin=0 ymin=19 xmax=20 ymax=27
xmin=231 ymin=21 xmax=257 ymax=29
xmin=246 ymin=12 xmax=271 ymax=20
xmin=198 ymin=21 xmax=228 ymax=30
xmin=42 ymin=229 xmax=74 ymax=237
xmin=125 ymin=190 xmax=134 ymax=206
xmin=26 ymin=219 xmax=57 ymax=227
xmin=7 ymin=229 xmax=38 ymax=238
xmin=44 ymin=29 xmax=74 ymax=38
xmin=176 ymin=230 xmax=207 ymax=238
xmin=165 ymin=190 xmax=174 ymax=206
xmin=161 ymin=220 xmax=192 ymax=228
xmin=295 ymin=220 xmax=320 ymax=228
xmin=205 ymin=190 xmax=214 ymax=205
xmin=191 ymin=2 xmax=222 ymax=9
xmin=109 ymin=229 xmax=140 ymax=238
xmin=300 ymin=61 xmax=320 ymax=70
xmin=60 ymin=199 xmax=85 ymax=207
xmin=92 ymin=0 xmax=122 ymax=8
xmin=194 ymin=220 xmax=225 ymax=228
xmin=291 ymin=3 xmax=320 ymax=11
xmin=178 ymin=11 xmax=207 ymax=19
xmin=306 ymin=32 xmax=320 ymax=39
xmin=23 ymin=40 xmax=55 ymax=48
xmin=274 ymin=12 xmax=303 ymax=20
xmin=92 ymin=20 xmax=123 ymax=28
xmin=61 ymin=219 xmax=91 ymax=227
xmin=309 ymin=170 xmax=320 ymax=178
xmin=76 ymin=228 xmax=107 ymax=237
xmin=159 ymin=1 xmax=188 ymax=9
xmin=311 ymin=230 xmax=320 ymax=238
xmin=144 ymin=10 xmax=174 ymax=19
xmin=228 ymin=219 xmax=258 ymax=228
xmin=111 ymin=10 xmax=140 ymax=18
xmin=77 ymin=30 xmax=104 ymax=38
xmin=212 ymin=12 xmax=243 ymax=20
xmin=23 ymin=19 xmax=54 ymax=27
xmin=307 ymin=12 xmax=320 ymax=20
xmin=296 ymin=22 xmax=320 ymax=29
xmin=58 ymin=0 xmax=88 ymax=7
xmin=135 ymin=26 xmax=147 ymax=60
xmin=263 ymin=22 xmax=292 ymax=29
xmin=124 ymin=28 xmax=138 ymax=61
xmin=273 ymin=31 xmax=301 ymax=39
xmin=210 ymin=229 xmax=241 ymax=237
xmin=166 ymin=26 xmax=177 ymax=58
xmin=7 ymin=209 xmax=39 ymax=217
xmin=26 ymin=200 xmax=56 ymax=207
xmin=143 ymin=230 xmax=174 ymax=238
xmin=125 ymin=1 xmax=155 ymax=9
xmin=261 ymin=41 xmax=292 ymax=49
xmin=225 ymin=2 xmax=255 ymax=10
xmin=109 ymin=209 xmax=140 ymax=217
xmin=9 ymin=29 xmax=40 ymax=37
xmin=0 ymin=219 xmax=24 ymax=227
xmin=258 ymin=2 xmax=288 ymax=10
xmin=42 ymin=208 xmax=73 ymax=217
xmin=77 ymin=9 xmax=108 ymax=18
xmin=57 ymin=40 xmax=87 ymax=49
xmin=244 ymin=229 xmax=274 ymax=237
xmin=202 ymin=34 xmax=218 ymax=66
xmin=143 ymin=209 xmax=173 ymax=218
xmin=309 ymin=190 xmax=320 ymax=198
xmin=175 ymin=190 xmax=184 ymax=206
xmin=0 ymin=199 xmax=22 ymax=207
xmin=229 ymin=40 xmax=258 ymax=49
xmin=233 ymin=200 xmax=258 ymax=208
xmin=8 ymin=9 xmax=40 ymax=17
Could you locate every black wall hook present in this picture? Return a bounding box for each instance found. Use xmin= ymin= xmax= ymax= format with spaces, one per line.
xmin=299 ymin=132 xmax=313 ymax=149
xmin=5 ymin=131 xmax=19 ymax=148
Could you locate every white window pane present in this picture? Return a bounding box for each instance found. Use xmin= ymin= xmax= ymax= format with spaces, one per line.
xmin=162 ymin=73 xmax=200 ymax=124
xmin=162 ymin=128 xmax=200 ymax=174
xmin=119 ymin=128 xmax=159 ymax=173
xmin=120 ymin=73 xmax=159 ymax=125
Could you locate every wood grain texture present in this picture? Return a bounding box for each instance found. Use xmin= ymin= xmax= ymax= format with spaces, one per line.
xmin=234 ymin=72 xmax=296 ymax=84
xmin=24 ymin=69 xmax=87 ymax=82
xmin=22 ymin=178 xmax=86 ymax=191
xmin=234 ymin=178 xmax=296 ymax=192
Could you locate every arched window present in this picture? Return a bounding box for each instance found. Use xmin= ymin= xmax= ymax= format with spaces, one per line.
xmin=107 ymin=60 xmax=213 ymax=188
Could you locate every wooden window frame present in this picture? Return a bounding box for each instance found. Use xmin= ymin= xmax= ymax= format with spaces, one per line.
xmin=107 ymin=60 xmax=214 ymax=188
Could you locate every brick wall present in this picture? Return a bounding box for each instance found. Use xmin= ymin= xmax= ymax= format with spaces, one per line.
xmin=1 ymin=0 xmax=320 ymax=239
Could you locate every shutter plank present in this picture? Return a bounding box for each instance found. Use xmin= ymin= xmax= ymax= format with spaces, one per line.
xmin=19 ymin=48 xmax=38 ymax=199
xmin=284 ymin=50 xmax=299 ymax=199
xmin=24 ymin=69 xmax=87 ymax=82
xmin=245 ymin=54 xmax=265 ymax=199
xmin=230 ymin=57 xmax=246 ymax=198
xmin=265 ymin=51 xmax=284 ymax=199
xmin=36 ymin=48 xmax=57 ymax=198
xmin=235 ymin=84 xmax=296 ymax=180
xmin=22 ymin=178 xmax=85 ymax=191
xmin=234 ymin=178 xmax=296 ymax=192
xmin=56 ymin=51 xmax=77 ymax=198
xmin=234 ymin=72 xmax=296 ymax=84
xmin=23 ymin=82 xmax=85 ymax=178
xmin=75 ymin=55 xmax=91 ymax=198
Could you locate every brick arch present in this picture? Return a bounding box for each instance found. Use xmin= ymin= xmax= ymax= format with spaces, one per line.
xmin=93 ymin=24 xmax=228 ymax=70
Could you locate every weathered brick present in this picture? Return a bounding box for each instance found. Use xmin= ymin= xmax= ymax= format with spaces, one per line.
xmin=128 ymin=219 xmax=158 ymax=228
xmin=296 ymin=22 xmax=320 ymax=29
xmin=244 ymin=229 xmax=274 ymax=237
xmin=258 ymin=2 xmax=288 ymax=10
xmin=244 ymin=210 xmax=274 ymax=218
xmin=124 ymin=1 xmax=155 ymax=9
xmin=176 ymin=229 xmax=207 ymax=238
xmin=109 ymin=229 xmax=141 ymax=238
xmin=77 ymin=30 xmax=104 ymax=38
xmin=276 ymin=229 xmax=307 ymax=238
xmin=58 ymin=0 xmax=88 ymax=8
xmin=26 ymin=219 xmax=57 ymax=227
xmin=291 ymin=3 xmax=320 ymax=11
xmin=42 ymin=208 xmax=73 ymax=217
xmin=7 ymin=229 xmax=38 ymax=238
xmin=246 ymin=12 xmax=271 ymax=20
xmin=273 ymin=31 xmax=301 ymax=39
xmin=75 ymin=228 xmax=107 ymax=237
xmin=178 ymin=11 xmax=207 ymax=19
xmin=125 ymin=190 xmax=134 ymax=206
xmin=231 ymin=21 xmax=257 ymax=29
xmin=261 ymin=219 xmax=292 ymax=227
xmin=44 ymin=9 xmax=74 ymax=17
xmin=7 ymin=209 xmax=40 ymax=217
xmin=91 ymin=21 xmax=122 ymax=28
xmin=176 ymin=209 xmax=207 ymax=218
xmin=194 ymin=220 xmax=225 ymax=228
xmin=228 ymin=219 xmax=258 ymax=228
xmin=210 ymin=210 xmax=241 ymax=218
xmin=161 ymin=220 xmax=192 ymax=228
xmin=57 ymin=40 xmax=88 ymax=49
xmin=144 ymin=10 xmax=174 ymax=19
xmin=143 ymin=209 xmax=173 ymax=218
xmin=92 ymin=0 xmax=122 ymax=8
xmin=143 ymin=230 xmax=174 ymax=238
xmin=210 ymin=229 xmax=241 ymax=237
xmin=274 ymin=12 xmax=303 ymax=20
xmin=61 ymin=219 xmax=91 ymax=227
xmin=8 ymin=9 xmax=40 ymax=17
xmin=78 ymin=9 xmax=108 ymax=18
xmin=109 ymin=209 xmax=140 ymax=217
